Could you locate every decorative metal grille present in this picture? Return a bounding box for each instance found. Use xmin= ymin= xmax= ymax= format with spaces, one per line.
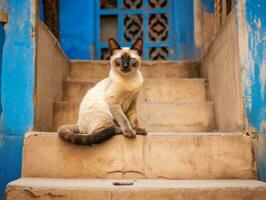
xmin=97 ymin=0 xmax=172 ymax=60
xmin=124 ymin=15 xmax=143 ymax=42
xmin=124 ymin=0 xmax=142 ymax=9
xmin=149 ymin=0 xmax=167 ymax=8
xmin=149 ymin=14 xmax=168 ymax=41
xmin=149 ymin=47 xmax=168 ymax=60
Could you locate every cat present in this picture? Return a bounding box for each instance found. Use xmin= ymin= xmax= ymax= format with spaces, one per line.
xmin=58 ymin=38 xmax=147 ymax=145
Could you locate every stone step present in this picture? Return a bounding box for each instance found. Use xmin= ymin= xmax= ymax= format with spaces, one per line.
xmin=6 ymin=179 xmax=266 ymax=200
xmin=21 ymin=132 xmax=254 ymax=179
xmin=53 ymin=101 xmax=215 ymax=132
xmin=70 ymin=60 xmax=200 ymax=79
xmin=63 ymin=78 xmax=207 ymax=102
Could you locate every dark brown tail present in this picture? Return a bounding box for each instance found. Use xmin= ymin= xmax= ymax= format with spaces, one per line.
xmin=58 ymin=124 xmax=116 ymax=145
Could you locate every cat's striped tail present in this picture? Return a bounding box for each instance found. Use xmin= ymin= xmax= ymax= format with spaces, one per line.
xmin=58 ymin=124 xmax=116 ymax=145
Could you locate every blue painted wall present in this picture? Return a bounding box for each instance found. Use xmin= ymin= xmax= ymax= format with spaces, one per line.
xmin=59 ymin=0 xmax=196 ymax=60
xmin=0 ymin=0 xmax=35 ymax=199
xmin=39 ymin=0 xmax=44 ymax=21
xmin=0 ymin=24 xmax=5 ymax=114
xmin=243 ymin=0 xmax=266 ymax=181
xmin=201 ymin=0 xmax=214 ymax=13
xmin=173 ymin=0 xmax=196 ymax=60
xmin=59 ymin=0 xmax=95 ymax=59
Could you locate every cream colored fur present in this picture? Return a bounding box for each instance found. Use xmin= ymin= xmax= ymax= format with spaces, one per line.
xmin=77 ymin=48 xmax=144 ymax=138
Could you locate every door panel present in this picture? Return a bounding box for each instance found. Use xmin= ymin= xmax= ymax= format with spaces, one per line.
xmin=95 ymin=0 xmax=174 ymax=60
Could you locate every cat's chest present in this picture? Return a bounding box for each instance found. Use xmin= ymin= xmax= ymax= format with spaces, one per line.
xmin=119 ymin=90 xmax=138 ymax=111
xmin=106 ymin=83 xmax=140 ymax=112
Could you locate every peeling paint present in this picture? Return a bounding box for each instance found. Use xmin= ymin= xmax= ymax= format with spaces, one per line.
xmin=194 ymin=0 xmax=215 ymax=56
xmin=0 ymin=0 xmax=36 ymax=199
xmin=239 ymin=0 xmax=266 ymax=181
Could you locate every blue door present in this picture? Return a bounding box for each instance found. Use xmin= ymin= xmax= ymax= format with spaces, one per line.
xmin=95 ymin=0 xmax=175 ymax=60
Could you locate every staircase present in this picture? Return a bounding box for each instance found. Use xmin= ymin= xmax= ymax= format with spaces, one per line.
xmin=53 ymin=61 xmax=214 ymax=132
xmin=5 ymin=60 xmax=266 ymax=199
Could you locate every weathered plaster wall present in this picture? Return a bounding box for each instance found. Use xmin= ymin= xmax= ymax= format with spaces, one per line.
xmin=0 ymin=0 xmax=36 ymax=199
xmin=35 ymin=19 xmax=69 ymax=131
xmin=240 ymin=0 xmax=266 ymax=181
xmin=194 ymin=0 xmax=215 ymax=58
xmin=201 ymin=12 xmax=243 ymax=131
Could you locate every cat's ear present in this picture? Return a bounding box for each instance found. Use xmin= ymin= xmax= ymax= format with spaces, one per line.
xmin=131 ymin=38 xmax=143 ymax=56
xmin=108 ymin=38 xmax=121 ymax=55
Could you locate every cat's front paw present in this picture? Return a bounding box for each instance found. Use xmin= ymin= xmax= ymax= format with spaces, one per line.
xmin=123 ymin=128 xmax=136 ymax=138
xmin=114 ymin=126 xmax=123 ymax=135
xmin=135 ymin=127 xmax=147 ymax=135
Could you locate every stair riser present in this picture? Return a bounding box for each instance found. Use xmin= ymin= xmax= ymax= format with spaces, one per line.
xmin=63 ymin=81 xmax=94 ymax=102
xmin=63 ymin=79 xmax=207 ymax=102
xmin=6 ymin=185 xmax=266 ymax=200
xmin=53 ymin=102 xmax=215 ymax=132
xmin=70 ymin=61 xmax=200 ymax=79
xmin=21 ymin=133 xmax=254 ymax=179
xmin=138 ymin=102 xmax=215 ymax=132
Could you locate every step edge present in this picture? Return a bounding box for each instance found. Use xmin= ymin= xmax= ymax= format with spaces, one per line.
xmin=26 ymin=131 xmax=244 ymax=138
xmin=54 ymin=100 xmax=214 ymax=106
xmin=7 ymin=178 xmax=266 ymax=190
xmin=65 ymin=78 xmax=207 ymax=84
xmin=70 ymin=60 xmax=200 ymax=65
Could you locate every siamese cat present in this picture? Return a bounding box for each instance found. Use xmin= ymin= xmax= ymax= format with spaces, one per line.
xmin=58 ymin=38 xmax=147 ymax=145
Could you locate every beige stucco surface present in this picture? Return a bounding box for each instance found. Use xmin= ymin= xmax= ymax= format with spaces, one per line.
xmin=21 ymin=132 xmax=254 ymax=179
xmin=34 ymin=20 xmax=70 ymax=131
xmin=6 ymin=178 xmax=266 ymax=200
xmin=201 ymin=12 xmax=243 ymax=131
xmin=194 ymin=0 xmax=215 ymax=57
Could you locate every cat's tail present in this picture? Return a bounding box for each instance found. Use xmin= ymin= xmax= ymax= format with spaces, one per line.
xmin=58 ymin=124 xmax=116 ymax=145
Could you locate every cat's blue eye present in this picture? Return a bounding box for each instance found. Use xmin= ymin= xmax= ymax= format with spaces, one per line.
xmin=130 ymin=57 xmax=136 ymax=63
xmin=115 ymin=58 xmax=122 ymax=63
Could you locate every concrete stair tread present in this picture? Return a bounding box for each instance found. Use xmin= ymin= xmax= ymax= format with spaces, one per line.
xmin=6 ymin=178 xmax=266 ymax=200
xmin=22 ymin=131 xmax=254 ymax=179
xmin=63 ymin=78 xmax=208 ymax=103
xmin=53 ymin=101 xmax=215 ymax=132
xmin=71 ymin=60 xmax=200 ymax=64
xmin=70 ymin=60 xmax=200 ymax=79
xmin=65 ymin=77 xmax=207 ymax=82
xmin=55 ymin=100 xmax=212 ymax=105
xmin=28 ymin=131 xmax=243 ymax=136
xmin=8 ymin=178 xmax=266 ymax=189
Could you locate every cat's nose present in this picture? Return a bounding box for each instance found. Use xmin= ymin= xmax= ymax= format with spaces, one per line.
xmin=123 ymin=64 xmax=129 ymax=69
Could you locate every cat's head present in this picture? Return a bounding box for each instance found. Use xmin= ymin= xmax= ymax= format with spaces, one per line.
xmin=108 ymin=38 xmax=143 ymax=75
